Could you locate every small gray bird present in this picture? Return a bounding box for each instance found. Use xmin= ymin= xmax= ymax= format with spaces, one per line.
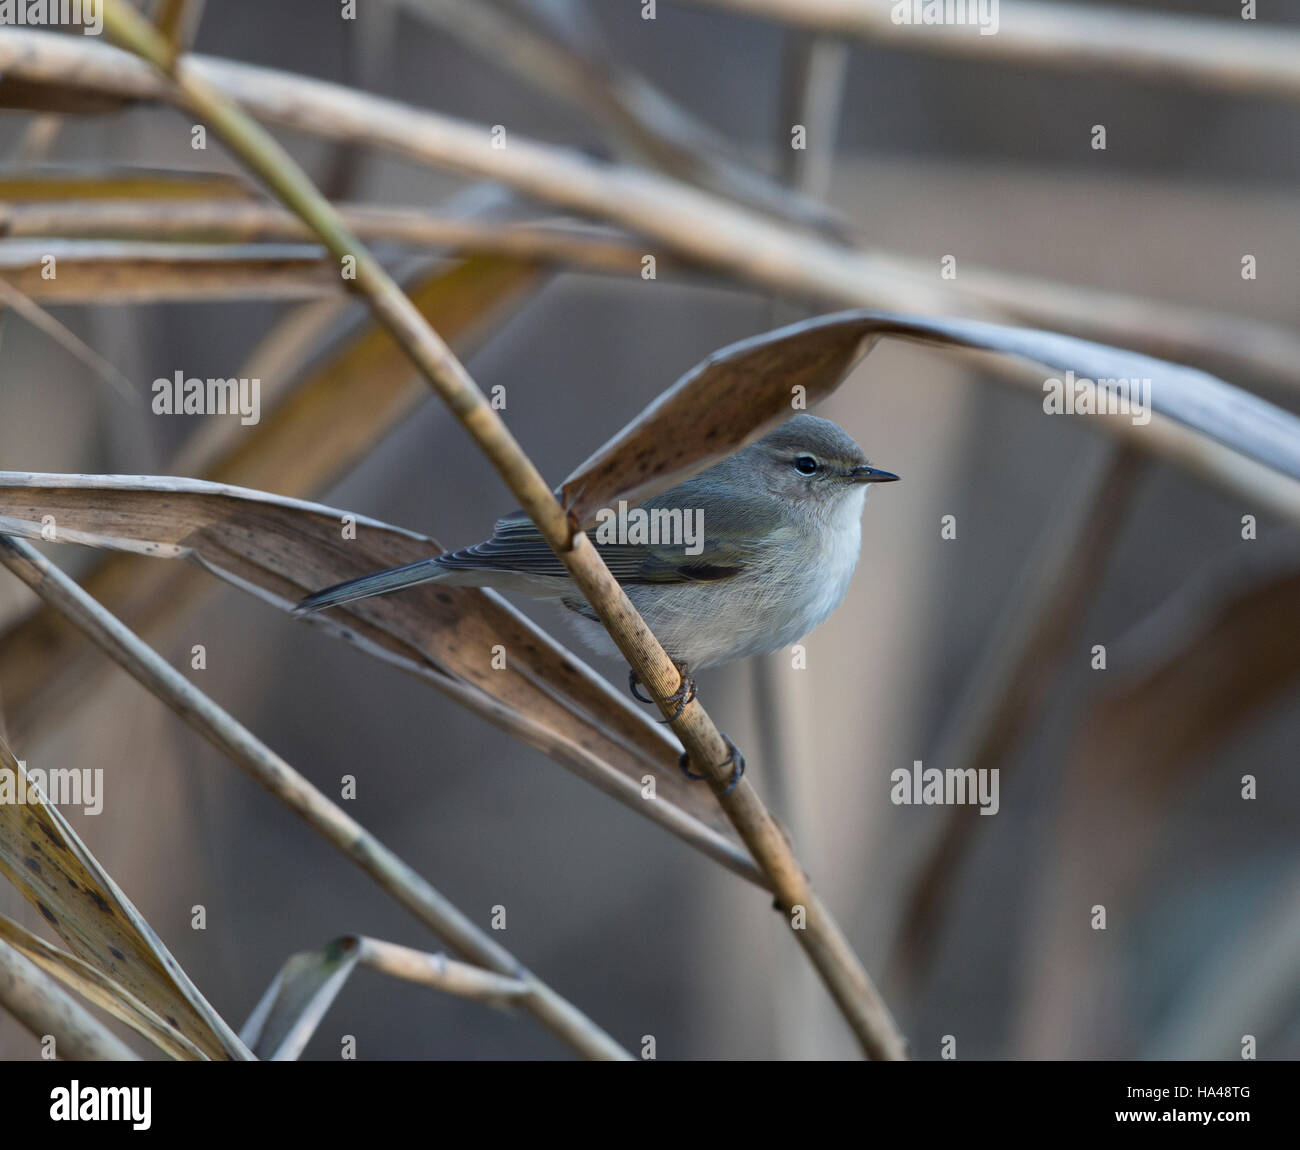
xmin=297 ymin=414 xmax=897 ymax=705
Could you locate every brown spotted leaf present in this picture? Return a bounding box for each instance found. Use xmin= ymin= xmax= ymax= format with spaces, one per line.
xmin=0 ymin=736 xmax=251 ymax=1059
xmin=0 ymin=912 xmax=209 ymax=1060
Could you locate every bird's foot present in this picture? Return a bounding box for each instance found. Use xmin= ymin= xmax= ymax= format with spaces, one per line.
xmin=679 ymin=733 xmax=745 ymax=797
xmin=628 ymin=665 xmax=697 ymax=723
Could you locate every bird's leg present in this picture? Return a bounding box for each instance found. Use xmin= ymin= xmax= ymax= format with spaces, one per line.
xmin=679 ymin=733 xmax=745 ymax=796
xmin=628 ymin=663 xmax=697 ymax=723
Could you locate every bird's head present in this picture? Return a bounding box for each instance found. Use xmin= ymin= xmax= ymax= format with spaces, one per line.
xmin=738 ymin=414 xmax=898 ymax=514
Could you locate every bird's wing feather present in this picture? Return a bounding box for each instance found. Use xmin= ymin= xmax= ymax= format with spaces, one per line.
xmin=454 ymin=482 xmax=770 ymax=584
xmin=296 ymin=477 xmax=777 ymax=613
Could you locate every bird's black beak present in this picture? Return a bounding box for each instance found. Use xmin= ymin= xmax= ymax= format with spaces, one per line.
xmin=847 ymin=464 xmax=900 ymax=484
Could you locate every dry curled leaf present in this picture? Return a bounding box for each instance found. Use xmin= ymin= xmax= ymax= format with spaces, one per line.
xmin=561 ymin=309 xmax=1300 ymax=527
xmin=0 ymin=475 xmax=753 ymax=880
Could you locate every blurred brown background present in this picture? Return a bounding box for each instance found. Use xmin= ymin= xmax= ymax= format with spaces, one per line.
xmin=1 ymin=0 xmax=1298 ymax=1059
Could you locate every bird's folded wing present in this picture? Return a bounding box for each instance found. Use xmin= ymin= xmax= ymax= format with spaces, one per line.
xmin=443 ymin=499 xmax=758 ymax=584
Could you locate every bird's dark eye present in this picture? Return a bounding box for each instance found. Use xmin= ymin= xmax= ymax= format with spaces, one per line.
xmin=793 ymin=455 xmax=819 ymax=475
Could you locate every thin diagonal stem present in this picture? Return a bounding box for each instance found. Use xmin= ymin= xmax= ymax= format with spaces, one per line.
xmin=100 ymin=0 xmax=905 ymax=1058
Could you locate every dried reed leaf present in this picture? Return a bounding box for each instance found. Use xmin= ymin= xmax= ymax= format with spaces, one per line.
xmin=0 ymin=199 xmax=650 ymax=274
xmin=0 ymin=167 xmax=254 ymax=201
xmin=561 ymin=309 xmax=1300 ymax=527
xmin=0 ymin=935 xmax=139 ymax=1060
xmin=240 ymin=937 xmax=358 ymax=1061
xmin=241 ymin=935 xmax=529 ymax=1060
xmin=0 ymin=912 xmax=208 ymax=1060
xmin=0 ymin=239 xmax=335 ymax=303
xmin=0 ymin=735 xmax=251 ymax=1060
xmin=0 ymin=476 xmax=751 ymax=873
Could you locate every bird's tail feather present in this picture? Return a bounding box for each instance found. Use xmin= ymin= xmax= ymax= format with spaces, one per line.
xmin=294 ymin=557 xmax=445 ymax=615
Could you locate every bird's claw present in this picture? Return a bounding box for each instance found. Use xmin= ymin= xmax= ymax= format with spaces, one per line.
xmin=628 ymin=667 xmax=697 ymax=722
xmin=679 ymin=734 xmax=745 ymax=796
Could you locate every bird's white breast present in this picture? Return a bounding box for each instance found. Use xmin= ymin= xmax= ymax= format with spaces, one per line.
xmin=581 ymin=485 xmax=868 ymax=671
